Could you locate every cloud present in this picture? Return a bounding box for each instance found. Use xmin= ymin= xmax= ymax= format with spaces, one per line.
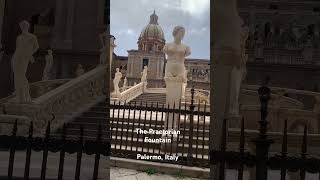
xmin=110 ymin=0 xmax=210 ymax=59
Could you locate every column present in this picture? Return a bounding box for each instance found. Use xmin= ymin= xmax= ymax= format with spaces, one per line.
xmin=0 ymin=0 xmax=5 ymax=45
xmin=210 ymin=0 xmax=242 ymax=179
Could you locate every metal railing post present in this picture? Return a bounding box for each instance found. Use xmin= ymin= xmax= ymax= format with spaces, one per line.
xmin=252 ymin=78 xmax=274 ymax=180
xmin=187 ymin=87 xmax=195 ymax=164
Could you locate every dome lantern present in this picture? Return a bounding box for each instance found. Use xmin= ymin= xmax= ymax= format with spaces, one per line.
xmin=138 ymin=11 xmax=165 ymax=52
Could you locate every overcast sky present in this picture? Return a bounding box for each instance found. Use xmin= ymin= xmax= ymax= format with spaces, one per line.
xmin=110 ymin=0 xmax=210 ymax=60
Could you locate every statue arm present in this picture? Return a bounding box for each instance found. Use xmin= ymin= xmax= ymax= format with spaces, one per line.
xmin=185 ymin=46 xmax=191 ymax=57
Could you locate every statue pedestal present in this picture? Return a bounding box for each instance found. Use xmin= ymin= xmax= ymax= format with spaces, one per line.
xmin=162 ymin=77 xmax=184 ymax=154
xmin=165 ymin=77 xmax=184 ymax=108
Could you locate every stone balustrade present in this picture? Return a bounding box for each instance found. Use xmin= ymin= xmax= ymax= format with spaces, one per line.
xmin=243 ymin=84 xmax=320 ymax=111
xmin=112 ymin=82 xmax=145 ymax=103
xmin=3 ymin=65 xmax=106 ymax=135
xmin=30 ymin=79 xmax=70 ymax=98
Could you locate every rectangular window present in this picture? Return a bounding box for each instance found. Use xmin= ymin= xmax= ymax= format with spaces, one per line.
xmin=142 ymin=58 xmax=149 ymax=69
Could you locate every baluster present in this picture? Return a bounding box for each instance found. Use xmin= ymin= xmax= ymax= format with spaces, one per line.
xmin=202 ymin=101 xmax=207 ymax=161
xmin=176 ymin=100 xmax=182 ymax=158
xmin=24 ymin=122 xmax=33 ymax=180
xmin=119 ymin=101 xmax=127 ymax=150
xmin=75 ymin=125 xmax=84 ymax=180
xmin=187 ymin=88 xmax=195 ymax=164
xmin=141 ymin=102 xmax=148 ymax=153
xmin=159 ymin=104 xmax=165 ymax=155
xmin=147 ymin=102 xmax=154 ymax=154
xmin=170 ymin=102 xmax=176 ymax=156
xmin=58 ymin=124 xmax=66 ymax=180
xmin=182 ymin=102 xmax=187 ymax=160
xmin=238 ymin=117 xmax=245 ymax=180
xmin=164 ymin=104 xmax=170 ymax=153
xmin=153 ymin=102 xmax=159 ymax=155
xmin=40 ymin=122 xmax=51 ymax=180
xmin=125 ymin=103 xmax=131 ymax=151
xmin=219 ymin=119 xmax=227 ymax=180
xmin=130 ymin=101 xmax=137 ymax=152
xmin=8 ymin=120 xmax=18 ymax=180
xmin=93 ymin=123 xmax=102 ymax=180
xmin=110 ymin=100 xmax=116 ymax=152
xmin=136 ymin=102 xmax=143 ymax=154
xmin=280 ymin=120 xmax=288 ymax=180
xmin=114 ymin=101 xmax=121 ymax=153
xmin=195 ymin=100 xmax=201 ymax=159
xmin=300 ymin=126 xmax=308 ymax=180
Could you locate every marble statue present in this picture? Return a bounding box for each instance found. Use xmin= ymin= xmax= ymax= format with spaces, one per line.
xmin=141 ymin=66 xmax=148 ymax=82
xmin=122 ymin=77 xmax=128 ymax=90
xmin=181 ymin=67 xmax=188 ymax=100
xmin=163 ymin=25 xmax=191 ymax=132
xmin=163 ymin=26 xmax=191 ymax=82
xmin=11 ymin=20 xmax=39 ymax=103
xmin=42 ymin=49 xmax=53 ymax=80
xmin=113 ymin=68 xmax=122 ymax=96
xmin=76 ymin=64 xmax=85 ymax=77
xmin=228 ymin=23 xmax=249 ymax=117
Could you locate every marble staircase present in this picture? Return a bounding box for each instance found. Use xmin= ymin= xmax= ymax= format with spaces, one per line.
xmin=128 ymin=93 xmax=166 ymax=106
xmin=53 ymin=99 xmax=211 ymax=166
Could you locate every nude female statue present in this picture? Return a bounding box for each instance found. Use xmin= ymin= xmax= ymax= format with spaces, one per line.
xmin=113 ymin=68 xmax=122 ymax=96
xmin=11 ymin=20 xmax=39 ymax=103
xmin=163 ymin=26 xmax=191 ymax=82
xmin=42 ymin=49 xmax=53 ymax=80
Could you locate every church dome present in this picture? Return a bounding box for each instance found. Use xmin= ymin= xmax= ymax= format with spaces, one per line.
xmin=138 ymin=11 xmax=165 ymax=52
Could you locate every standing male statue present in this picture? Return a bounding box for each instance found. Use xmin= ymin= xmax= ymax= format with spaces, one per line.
xmin=11 ymin=20 xmax=39 ymax=103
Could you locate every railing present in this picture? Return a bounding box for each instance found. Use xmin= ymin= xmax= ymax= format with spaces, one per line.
xmin=113 ymin=82 xmax=145 ymax=103
xmin=211 ymin=83 xmax=320 ymax=180
xmin=110 ymin=89 xmax=211 ymax=167
xmin=3 ymin=66 xmax=106 ymax=135
xmin=0 ymin=120 xmax=110 ymax=180
xmin=29 ymin=79 xmax=70 ymax=98
xmin=243 ymin=84 xmax=320 ymax=111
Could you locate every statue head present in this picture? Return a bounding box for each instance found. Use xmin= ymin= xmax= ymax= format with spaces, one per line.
xmin=19 ymin=20 xmax=30 ymax=34
xmin=48 ymin=49 xmax=53 ymax=55
xmin=173 ymin=26 xmax=185 ymax=42
xmin=144 ymin=66 xmax=147 ymax=69
xmin=116 ymin=68 xmax=120 ymax=72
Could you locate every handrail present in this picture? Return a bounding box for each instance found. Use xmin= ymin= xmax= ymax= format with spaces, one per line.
xmin=115 ymin=82 xmax=145 ymax=102
xmin=3 ymin=65 xmax=107 ymax=134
